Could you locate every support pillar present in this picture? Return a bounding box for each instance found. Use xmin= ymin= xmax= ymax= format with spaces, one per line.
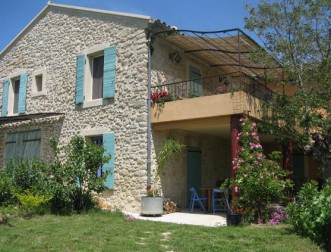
xmin=230 ymin=114 xmax=242 ymax=198
xmin=282 ymin=142 xmax=293 ymax=178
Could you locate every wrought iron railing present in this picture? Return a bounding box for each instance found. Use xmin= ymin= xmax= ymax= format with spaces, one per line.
xmin=151 ymin=72 xmax=275 ymax=102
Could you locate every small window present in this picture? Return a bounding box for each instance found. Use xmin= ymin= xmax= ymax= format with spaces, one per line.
xmin=32 ymin=69 xmax=46 ymax=97
xmin=35 ymin=75 xmax=43 ymax=92
xmin=91 ymin=55 xmax=104 ymax=100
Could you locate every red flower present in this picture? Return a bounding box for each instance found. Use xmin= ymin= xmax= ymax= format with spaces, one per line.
xmin=147 ymin=185 xmax=152 ymax=191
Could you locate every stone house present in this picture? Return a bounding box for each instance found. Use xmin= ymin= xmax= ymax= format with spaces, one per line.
xmin=0 ymin=3 xmax=318 ymax=212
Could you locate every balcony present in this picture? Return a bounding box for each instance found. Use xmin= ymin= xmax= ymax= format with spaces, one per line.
xmin=151 ymin=73 xmax=274 ymax=129
xmin=151 ymin=72 xmax=274 ymax=102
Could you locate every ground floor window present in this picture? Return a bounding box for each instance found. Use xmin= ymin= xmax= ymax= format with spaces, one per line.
xmin=89 ymin=135 xmax=103 ymax=177
xmin=5 ymin=129 xmax=41 ymax=163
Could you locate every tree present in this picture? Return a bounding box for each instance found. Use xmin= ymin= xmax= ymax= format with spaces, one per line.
xmin=245 ymin=0 xmax=331 ymax=177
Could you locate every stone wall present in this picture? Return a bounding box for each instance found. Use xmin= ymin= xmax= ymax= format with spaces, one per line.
xmin=0 ymin=6 xmax=150 ymax=212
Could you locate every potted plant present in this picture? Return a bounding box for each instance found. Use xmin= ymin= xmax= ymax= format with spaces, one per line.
xmin=225 ymin=197 xmax=243 ymax=226
xmin=141 ymin=138 xmax=185 ymax=216
xmin=141 ymin=184 xmax=163 ymax=216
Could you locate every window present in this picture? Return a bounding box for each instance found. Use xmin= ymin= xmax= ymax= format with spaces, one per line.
xmin=32 ymin=69 xmax=46 ymax=97
xmin=80 ymin=129 xmax=115 ymax=189
xmin=13 ymin=78 xmax=20 ymax=114
xmin=1 ymin=73 xmax=28 ymax=116
xmin=92 ymin=55 xmax=104 ymax=100
xmin=89 ymin=135 xmax=103 ymax=177
xmin=75 ymin=46 xmax=116 ymax=107
xmin=5 ymin=130 xmax=41 ymax=163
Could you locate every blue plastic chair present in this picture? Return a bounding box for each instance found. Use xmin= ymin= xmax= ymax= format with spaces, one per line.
xmin=189 ymin=187 xmax=207 ymax=212
xmin=211 ymin=188 xmax=230 ymax=214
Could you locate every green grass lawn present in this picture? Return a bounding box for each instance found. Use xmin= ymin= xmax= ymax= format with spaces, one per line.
xmin=0 ymin=211 xmax=320 ymax=252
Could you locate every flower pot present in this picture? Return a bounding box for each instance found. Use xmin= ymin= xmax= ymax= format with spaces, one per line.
xmin=141 ymin=196 xmax=163 ymax=216
xmin=226 ymin=212 xmax=242 ymax=226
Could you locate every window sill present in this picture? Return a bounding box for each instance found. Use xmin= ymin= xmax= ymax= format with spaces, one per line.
xmin=82 ymin=98 xmax=110 ymax=108
xmin=31 ymin=91 xmax=47 ymax=98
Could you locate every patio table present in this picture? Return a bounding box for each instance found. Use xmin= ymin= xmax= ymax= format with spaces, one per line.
xmin=199 ymin=186 xmax=214 ymax=212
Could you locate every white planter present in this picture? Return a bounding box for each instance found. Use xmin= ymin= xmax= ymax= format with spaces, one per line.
xmin=141 ymin=196 xmax=163 ymax=216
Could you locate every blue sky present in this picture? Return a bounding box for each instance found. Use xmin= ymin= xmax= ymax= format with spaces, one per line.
xmin=0 ymin=0 xmax=261 ymax=52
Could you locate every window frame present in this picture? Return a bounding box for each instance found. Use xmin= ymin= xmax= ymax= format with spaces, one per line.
xmin=31 ymin=69 xmax=47 ymax=97
xmin=77 ymin=44 xmax=115 ymax=108
xmin=8 ymin=75 xmax=21 ymax=116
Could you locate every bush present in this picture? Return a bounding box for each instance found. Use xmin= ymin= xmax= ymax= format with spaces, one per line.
xmin=229 ymin=116 xmax=293 ymax=223
xmin=1 ymin=135 xmax=111 ymax=215
xmin=16 ymin=191 xmax=51 ymax=217
xmin=288 ymin=180 xmax=331 ymax=250
xmin=0 ymin=169 xmax=16 ymax=205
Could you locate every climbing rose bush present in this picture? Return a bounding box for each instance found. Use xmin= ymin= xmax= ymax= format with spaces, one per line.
xmin=230 ymin=116 xmax=292 ymax=223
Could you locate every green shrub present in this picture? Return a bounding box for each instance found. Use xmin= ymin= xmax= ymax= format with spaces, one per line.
xmin=1 ymin=135 xmax=110 ymax=215
xmin=16 ymin=191 xmax=51 ymax=217
xmin=288 ymin=180 xmax=331 ymax=250
xmin=229 ymin=116 xmax=293 ymax=223
xmin=49 ymin=136 xmax=111 ymax=213
xmin=0 ymin=169 xmax=16 ymax=205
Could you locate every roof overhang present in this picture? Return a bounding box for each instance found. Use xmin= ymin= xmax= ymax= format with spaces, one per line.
xmin=0 ymin=113 xmax=65 ymax=126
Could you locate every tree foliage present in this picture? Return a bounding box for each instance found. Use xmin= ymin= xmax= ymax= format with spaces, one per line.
xmin=245 ymin=0 xmax=331 ymax=176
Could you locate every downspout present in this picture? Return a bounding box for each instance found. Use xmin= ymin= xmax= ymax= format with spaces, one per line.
xmin=147 ymin=32 xmax=153 ymax=186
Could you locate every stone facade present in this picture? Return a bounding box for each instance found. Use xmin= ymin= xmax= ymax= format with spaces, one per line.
xmin=0 ymin=4 xmax=150 ymax=212
xmin=0 ymin=3 xmax=249 ymax=213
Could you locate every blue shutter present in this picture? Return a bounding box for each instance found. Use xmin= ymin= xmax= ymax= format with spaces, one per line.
xmin=75 ymin=55 xmax=85 ymax=104
xmin=18 ymin=73 xmax=28 ymax=114
xmin=2 ymin=79 xmax=9 ymax=116
xmin=103 ymin=133 xmax=115 ymax=189
xmin=103 ymin=47 xmax=116 ymax=99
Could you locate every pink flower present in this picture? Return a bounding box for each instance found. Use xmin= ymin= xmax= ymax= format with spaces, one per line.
xmin=252 ymin=122 xmax=256 ymax=127
xmin=234 ymin=186 xmax=239 ymax=193
xmin=239 ymin=118 xmax=243 ymax=122
xmin=6 ymin=214 xmax=10 ymax=219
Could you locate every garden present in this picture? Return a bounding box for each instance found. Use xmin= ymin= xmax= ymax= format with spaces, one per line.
xmin=0 ymin=123 xmax=330 ymax=251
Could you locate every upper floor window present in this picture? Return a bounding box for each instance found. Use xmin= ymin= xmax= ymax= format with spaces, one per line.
xmin=1 ymin=72 xmax=28 ymax=117
xmin=75 ymin=46 xmax=116 ymax=107
xmin=91 ymin=55 xmax=104 ymax=100
xmin=12 ymin=78 xmax=20 ymax=114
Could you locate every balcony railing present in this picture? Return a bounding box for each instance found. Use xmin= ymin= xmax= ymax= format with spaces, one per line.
xmin=151 ymin=73 xmax=275 ymax=102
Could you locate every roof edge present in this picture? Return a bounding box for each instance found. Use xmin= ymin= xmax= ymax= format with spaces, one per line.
xmin=0 ymin=2 xmax=151 ymax=58
xmin=48 ymin=2 xmax=151 ymax=20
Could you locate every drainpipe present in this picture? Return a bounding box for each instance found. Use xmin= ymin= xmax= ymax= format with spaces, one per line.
xmin=147 ymin=33 xmax=153 ymax=186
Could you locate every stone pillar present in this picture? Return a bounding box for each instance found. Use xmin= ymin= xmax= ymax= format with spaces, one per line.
xmin=230 ymin=114 xmax=242 ymax=198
